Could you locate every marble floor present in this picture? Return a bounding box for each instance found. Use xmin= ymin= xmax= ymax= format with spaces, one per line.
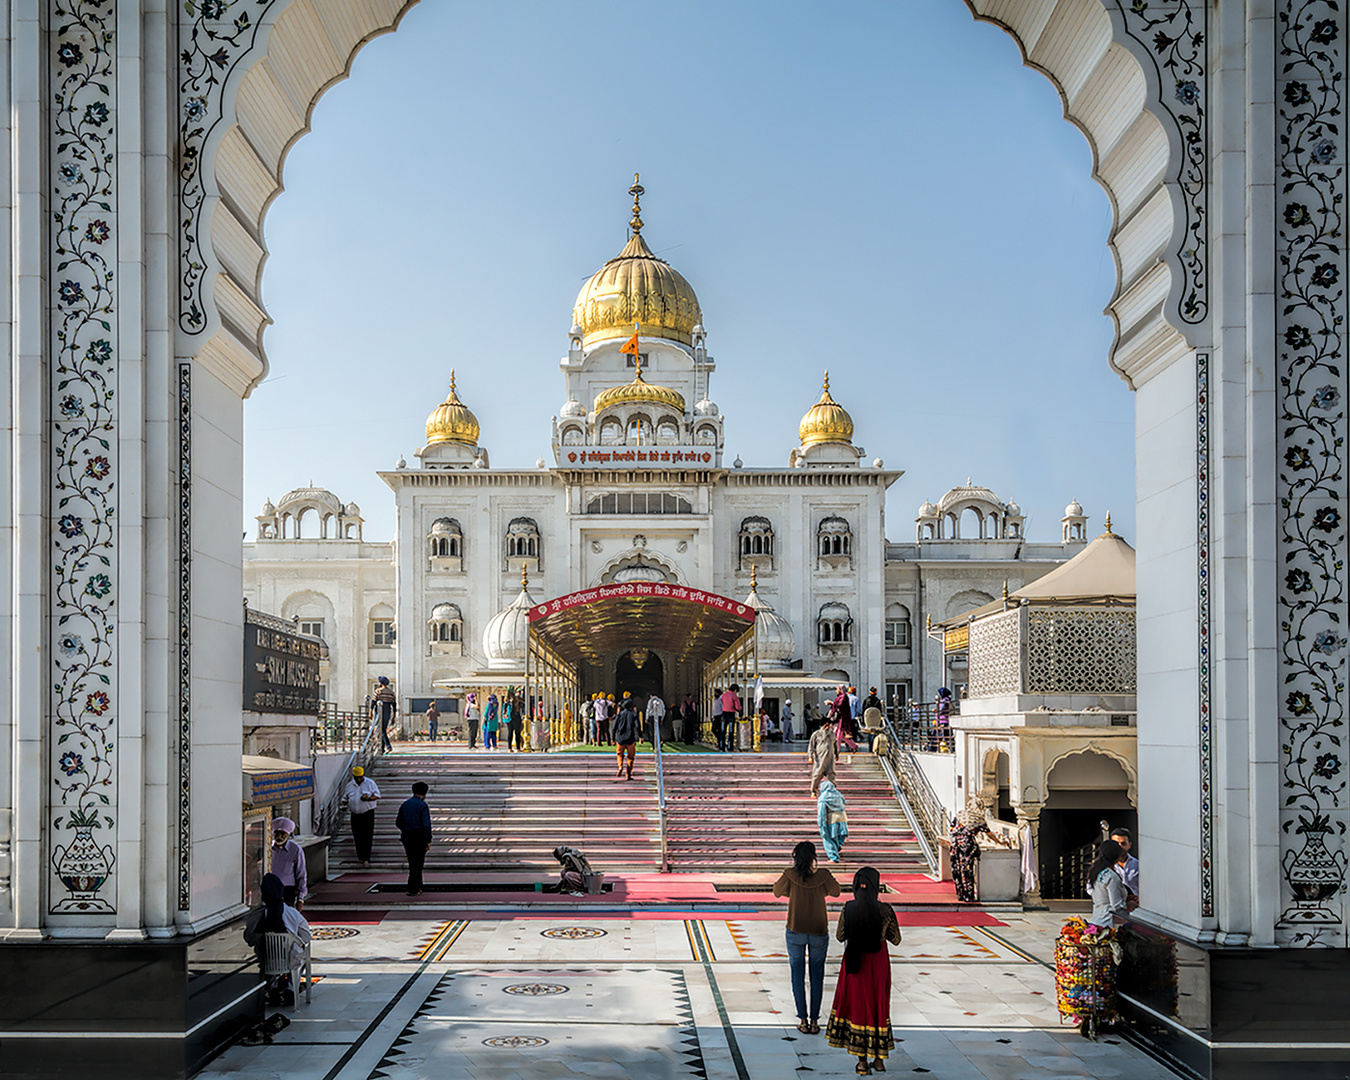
xmin=200 ymin=912 xmax=1178 ymax=1080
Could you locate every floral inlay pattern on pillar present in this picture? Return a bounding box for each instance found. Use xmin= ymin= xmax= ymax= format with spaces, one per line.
xmin=1276 ymin=0 xmax=1347 ymax=946
xmin=49 ymin=0 xmax=118 ymax=915
xmin=177 ymin=0 xmax=277 ymax=333
xmin=1116 ymin=0 xmax=1209 ymax=324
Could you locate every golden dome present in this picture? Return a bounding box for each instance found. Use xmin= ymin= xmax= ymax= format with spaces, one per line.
xmin=593 ymin=357 xmax=686 ymax=414
xmin=425 ymin=371 xmax=480 ymax=446
xmin=572 ymin=176 xmax=702 ymax=346
xmin=798 ymin=371 xmax=854 ymax=446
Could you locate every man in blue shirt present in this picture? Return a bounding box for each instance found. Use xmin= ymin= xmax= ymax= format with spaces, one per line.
xmin=395 ymin=782 xmax=432 ymax=896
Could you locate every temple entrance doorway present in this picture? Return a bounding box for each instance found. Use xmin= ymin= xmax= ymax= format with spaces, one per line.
xmin=615 ymin=649 xmax=664 ymax=708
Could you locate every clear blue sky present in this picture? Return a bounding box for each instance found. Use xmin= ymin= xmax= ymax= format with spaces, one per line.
xmin=247 ymin=0 xmax=1132 ymax=547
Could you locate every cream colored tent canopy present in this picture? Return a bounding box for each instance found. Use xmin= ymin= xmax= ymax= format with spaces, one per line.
xmin=936 ymin=528 xmax=1136 ymax=631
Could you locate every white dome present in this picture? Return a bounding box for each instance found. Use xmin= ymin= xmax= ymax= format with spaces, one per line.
xmin=278 ymin=484 xmax=342 ymax=511
xmin=1065 ymin=498 xmax=1084 ymax=517
xmin=695 ymin=396 xmax=719 ymax=417
xmin=1006 ymin=500 xmax=1022 ymax=516
xmin=560 ymin=395 xmax=586 ymax=418
xmin=260 ymin=498 xmax=275 ymax=515
xmin=482 ymin=579 xmax=537 ymax=670
xmin=917 ymin=499 xmax=937 ymax=518
xmin=344 ymin=502 xmax=360 ymax=516
xmin=744 ymin=582 xmax=795 ymax=667
xmin=570 ymin=323 xmax=584 ymax=337
xmin=692 ymin=322 xmax=705 ymax=335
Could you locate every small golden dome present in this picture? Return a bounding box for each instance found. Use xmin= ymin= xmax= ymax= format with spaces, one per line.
xmin=798 ymin=371 xmax=854 ymax=447
xmin=572 ymin=176 xmax=702 ymax=346
xmin=593 ymin=357 xmax=686 ymax=414
xmin=425 ymin=371 xmax=480 ymax=446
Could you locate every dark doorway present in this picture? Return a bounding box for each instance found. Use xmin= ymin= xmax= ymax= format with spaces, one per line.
xmin=615 ymin=649 xmax=663 ymax=707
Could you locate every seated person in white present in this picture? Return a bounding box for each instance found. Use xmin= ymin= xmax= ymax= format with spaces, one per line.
xmin=244 ymin=872 xmax=312 ymax=1005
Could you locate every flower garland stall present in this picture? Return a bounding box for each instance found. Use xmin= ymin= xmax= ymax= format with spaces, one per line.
xmin=1054 ymin=916 xmax=1117 ymax=1038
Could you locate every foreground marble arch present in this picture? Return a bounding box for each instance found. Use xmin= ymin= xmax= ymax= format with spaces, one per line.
xmin=0 ymin=0 xmax=1344 ymax=1076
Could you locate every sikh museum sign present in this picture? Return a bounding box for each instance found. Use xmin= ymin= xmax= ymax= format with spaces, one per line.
xmin=244 ymin=180 xmax=1093 ymax=724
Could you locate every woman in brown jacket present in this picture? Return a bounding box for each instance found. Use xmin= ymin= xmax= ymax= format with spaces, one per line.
xmin=773 ymin=840 xmax=842 ymax=1033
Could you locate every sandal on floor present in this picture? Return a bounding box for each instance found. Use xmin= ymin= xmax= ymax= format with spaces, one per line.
xmin=796 ymin=1020 xmax=811 ymax=1034
xmin=855 ymin=1061 xmax=871 ymax=1075
xmin=871 ymin=1061 xmax=886 ymax=1072
xmin=809 ymin=1020 xmax=821 ymax=1035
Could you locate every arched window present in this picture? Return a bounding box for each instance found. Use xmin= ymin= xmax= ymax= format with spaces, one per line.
xmin=818 ymin=602 xmax=852 ymax=648
xmin=626 ymin=414 xmax=653 ymax=445
xmin=428 ymin=603 xmax=463 ymax=655
xmin=885 ymin=603 xmax=912 ymax=649
xmin=818 ymin=517 xmax=853 ymax=569
xmin=369 ymin=602 xmax=396 ymax=648
xmin=505 ymin=517 xmax=542 ymax=572
xmin=737 ymin=516 xmax=775 ymax=572
xmin=562 ymin=425 xmax=584 ymax=445
xmin=655 ymin=417 xmax=680 ymax=444
xmin=428 ymin=518 xmax=463 ymax=571
xmin=599 ymin=418 xmax=624 ymax=445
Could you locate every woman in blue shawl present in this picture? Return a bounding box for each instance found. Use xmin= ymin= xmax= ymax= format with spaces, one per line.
xmin=483 ymin=693 xmax=500 ymax=750
xmin=817 ymin=780 xmax=849 ymax=862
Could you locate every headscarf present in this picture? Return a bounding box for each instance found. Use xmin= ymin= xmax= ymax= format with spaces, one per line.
xmin=817 ymin=779 xmax=846 ymax=814
xmin=260 ymin=872 xmax=287 ymax=933
xmin=272 ymin=817 xmax=295 ymax=836
xmin=955 ymin=799 xmax=986 ymax=829
xmin=842 ymin=866 xmax=884 ymax=973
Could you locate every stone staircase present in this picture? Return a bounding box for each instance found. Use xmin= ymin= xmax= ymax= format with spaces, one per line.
xmin=331 ymin=750 xmax=925 ymax=875
xmin=334 ymin=753 xmax=661 ymax=872
xmin=661 ymin=752 xmax=928 ymax=872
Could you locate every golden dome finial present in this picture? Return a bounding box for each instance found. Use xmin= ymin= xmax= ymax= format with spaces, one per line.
xmin=823 ymin=370 xmax=830 ymax=393
xmin=629 ymin=172 xmax=644 ymax=234
xmin=521 ymin=562 xmax=529 ymax=591
xmin=425 ymin=371 xmax=481 ymax=446
xmin=1103 ymin=511 xmax=1114 ymax=536
xmin=573 ymin=177 xmax=702 ymax=346
xmin=750 ymin=564 xmax=758 ymax=590
xmin=798 ymin=371 xmax=854 ymax=447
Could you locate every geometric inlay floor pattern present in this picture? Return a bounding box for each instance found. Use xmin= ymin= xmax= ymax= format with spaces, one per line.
xmin=369 ymin=968 xmax=705 ymax=1080
xmin=198 ymin=913 xmax=1182 ymax=1080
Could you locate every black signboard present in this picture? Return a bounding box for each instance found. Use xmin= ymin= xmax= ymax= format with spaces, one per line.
xmin=243 ymin=608 xmax=321 ymax=715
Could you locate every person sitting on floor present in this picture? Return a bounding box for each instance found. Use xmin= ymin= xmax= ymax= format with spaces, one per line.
xmin=550 ymin=845 xmax=594 ymax=894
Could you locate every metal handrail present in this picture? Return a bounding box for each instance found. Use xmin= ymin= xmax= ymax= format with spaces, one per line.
xmin=653 ymin=714 xmax=669 ymax=873
xmin=875 ymin=752 xmax=937 ymax=875
xmin=880 ymin=719 xmax=950 ymax=870
xmin=891 ymin=701 xmax=957 ymax=753
xmin=314 ymin=710 xmax=381 ymax=838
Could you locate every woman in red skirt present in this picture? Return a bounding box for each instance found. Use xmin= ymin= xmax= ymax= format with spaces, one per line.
xmin=826 ymin=866 xmax=902 ymax=1074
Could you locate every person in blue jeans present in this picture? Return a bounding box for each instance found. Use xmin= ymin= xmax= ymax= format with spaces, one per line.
xmin=773 ymin=840 xmax=842 ymax=1033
